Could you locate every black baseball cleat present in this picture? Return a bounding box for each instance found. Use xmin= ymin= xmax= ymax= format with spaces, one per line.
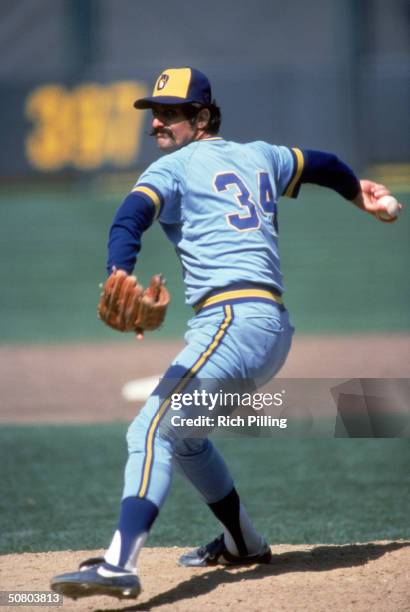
xmin=50 ymin=562 xmax=141 ymax=600
xmin=178 ymin=534 xmax=272 ymax=567
xmin=78 ymin=556 xmax=106 ymax=570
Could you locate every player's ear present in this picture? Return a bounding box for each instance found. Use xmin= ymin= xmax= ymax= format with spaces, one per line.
xmin=195 ymin=107 xmax=211 ymax=130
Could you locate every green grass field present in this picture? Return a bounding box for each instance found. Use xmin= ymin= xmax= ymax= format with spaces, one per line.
xmin=0 ymin=424 xmax=408 ymax=554
xmin=0 ymin=183 xmax=409 ymax=343
xmin=1 ymin=182 xmax=409 ymax=557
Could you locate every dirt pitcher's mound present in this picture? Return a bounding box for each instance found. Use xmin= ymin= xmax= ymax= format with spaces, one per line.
xmin=1 ymin=542 xmax=409 ymax=611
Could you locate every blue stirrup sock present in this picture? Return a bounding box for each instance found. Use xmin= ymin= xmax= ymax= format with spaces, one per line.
xmin=208 ymin=488 xmax=263 ymax=556
xmin=105 ymin=496 xmax=159 ymax=571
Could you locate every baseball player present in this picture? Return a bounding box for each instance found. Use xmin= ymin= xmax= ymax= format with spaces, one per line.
xmin=51 ymin=67 xmax=402 ymax=601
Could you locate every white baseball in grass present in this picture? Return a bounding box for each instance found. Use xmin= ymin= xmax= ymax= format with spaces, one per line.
xmin=377 ymin=195 xmax=400 ymax=220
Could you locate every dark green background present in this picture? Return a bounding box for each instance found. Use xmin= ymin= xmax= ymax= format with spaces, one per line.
xmin=1 ymin=425 xmax=409 ymax=553
xmin=0 ymin=183 xmax=409 ymax=343
xmin=1 ymin=183 xmax=408 ymax=554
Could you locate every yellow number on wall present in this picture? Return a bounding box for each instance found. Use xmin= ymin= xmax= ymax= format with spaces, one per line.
xmin=25 ymin=85 xmax=74 ymax=170
xmin=25 ymin=81 xmax=148 ymax=171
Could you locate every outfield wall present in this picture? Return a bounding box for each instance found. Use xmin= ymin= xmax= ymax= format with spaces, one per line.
xmin=0 ymin=0 xmax=409 ymax=177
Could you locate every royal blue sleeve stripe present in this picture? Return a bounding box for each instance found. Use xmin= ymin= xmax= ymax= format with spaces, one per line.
xmin=107 ymin=191 xmax=156 ymax=275
xmin=300 ymin=149 xmax=361 ymax=200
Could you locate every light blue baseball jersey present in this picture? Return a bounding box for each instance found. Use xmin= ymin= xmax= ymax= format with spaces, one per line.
xmin=134 ymin=138 xmax=301 ymax=306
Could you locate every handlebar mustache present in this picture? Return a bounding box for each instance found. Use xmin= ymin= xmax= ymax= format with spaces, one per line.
xmin=149 ymin=127 xmax=174 ymax=139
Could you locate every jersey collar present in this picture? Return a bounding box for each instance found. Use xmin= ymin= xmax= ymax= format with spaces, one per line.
xmin=197 ymin=136 xmax=223 ymax=142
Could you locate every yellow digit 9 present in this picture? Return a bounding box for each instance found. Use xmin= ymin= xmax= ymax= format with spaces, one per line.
xmin=104 ymin=81 xmax=148 ymax=166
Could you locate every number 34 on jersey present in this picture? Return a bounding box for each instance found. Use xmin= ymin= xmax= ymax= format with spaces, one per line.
xmin=214 ymin=171 xmax=278 ymax=232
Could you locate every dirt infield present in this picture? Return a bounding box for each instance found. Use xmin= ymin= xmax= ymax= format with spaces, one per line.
xmin=1 ymin=542 xmax=409 ymax=611
xmin=0 ymin=335 xmax=408 ymax=423
xmin=1 ymin=335 xmax=409 ymax=610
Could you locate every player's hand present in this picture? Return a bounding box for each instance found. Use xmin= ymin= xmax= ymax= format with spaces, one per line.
xmin=353 ymin=180 xmax=403 ymax=222
xmin=97 ymin=268 xmax=170 ymax=338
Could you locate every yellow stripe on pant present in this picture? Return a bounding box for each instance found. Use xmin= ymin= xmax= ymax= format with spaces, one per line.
xmin=137 ymin=305 xmax=233 ymax=498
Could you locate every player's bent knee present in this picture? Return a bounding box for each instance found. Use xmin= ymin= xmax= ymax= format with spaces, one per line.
xmin=126 ymin=414 xmax=150 ymax=453
xmin=173 ymin=437 xmax=209 ymax=457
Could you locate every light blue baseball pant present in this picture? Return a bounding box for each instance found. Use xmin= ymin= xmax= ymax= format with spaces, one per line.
xmin=123 ymin=298 xmax=294 ymax=508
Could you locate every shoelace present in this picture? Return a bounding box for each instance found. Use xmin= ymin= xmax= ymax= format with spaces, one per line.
xmin=203 ymin=534 xmax=225 ymax=559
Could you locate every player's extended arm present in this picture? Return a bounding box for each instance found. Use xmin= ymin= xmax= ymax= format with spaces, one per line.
xmin=299 ymin=150 xmax=402 ymax=222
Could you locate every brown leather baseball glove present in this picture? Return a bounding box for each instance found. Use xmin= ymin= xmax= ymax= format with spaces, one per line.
xmin=97 ymin=269 xmax=170 ymax=337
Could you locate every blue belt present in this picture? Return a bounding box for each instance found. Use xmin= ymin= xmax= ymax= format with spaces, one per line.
xmin=193 ymin=284 xmax=283 ymax=313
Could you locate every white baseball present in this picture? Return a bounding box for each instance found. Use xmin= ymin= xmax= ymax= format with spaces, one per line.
xmin=377 ymin=195 xmax=400 ymax=220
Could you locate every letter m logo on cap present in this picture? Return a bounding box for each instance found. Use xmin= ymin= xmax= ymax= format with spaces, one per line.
xmin=157 ymin=74 xmax=169 ymax=91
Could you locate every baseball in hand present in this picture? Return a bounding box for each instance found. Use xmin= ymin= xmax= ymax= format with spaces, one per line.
xmin=376 ymin=195 xmax=401 ymax=221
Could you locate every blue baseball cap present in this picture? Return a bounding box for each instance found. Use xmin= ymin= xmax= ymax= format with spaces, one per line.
xmin=134 ymin=67 xmax=212 ymax=109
